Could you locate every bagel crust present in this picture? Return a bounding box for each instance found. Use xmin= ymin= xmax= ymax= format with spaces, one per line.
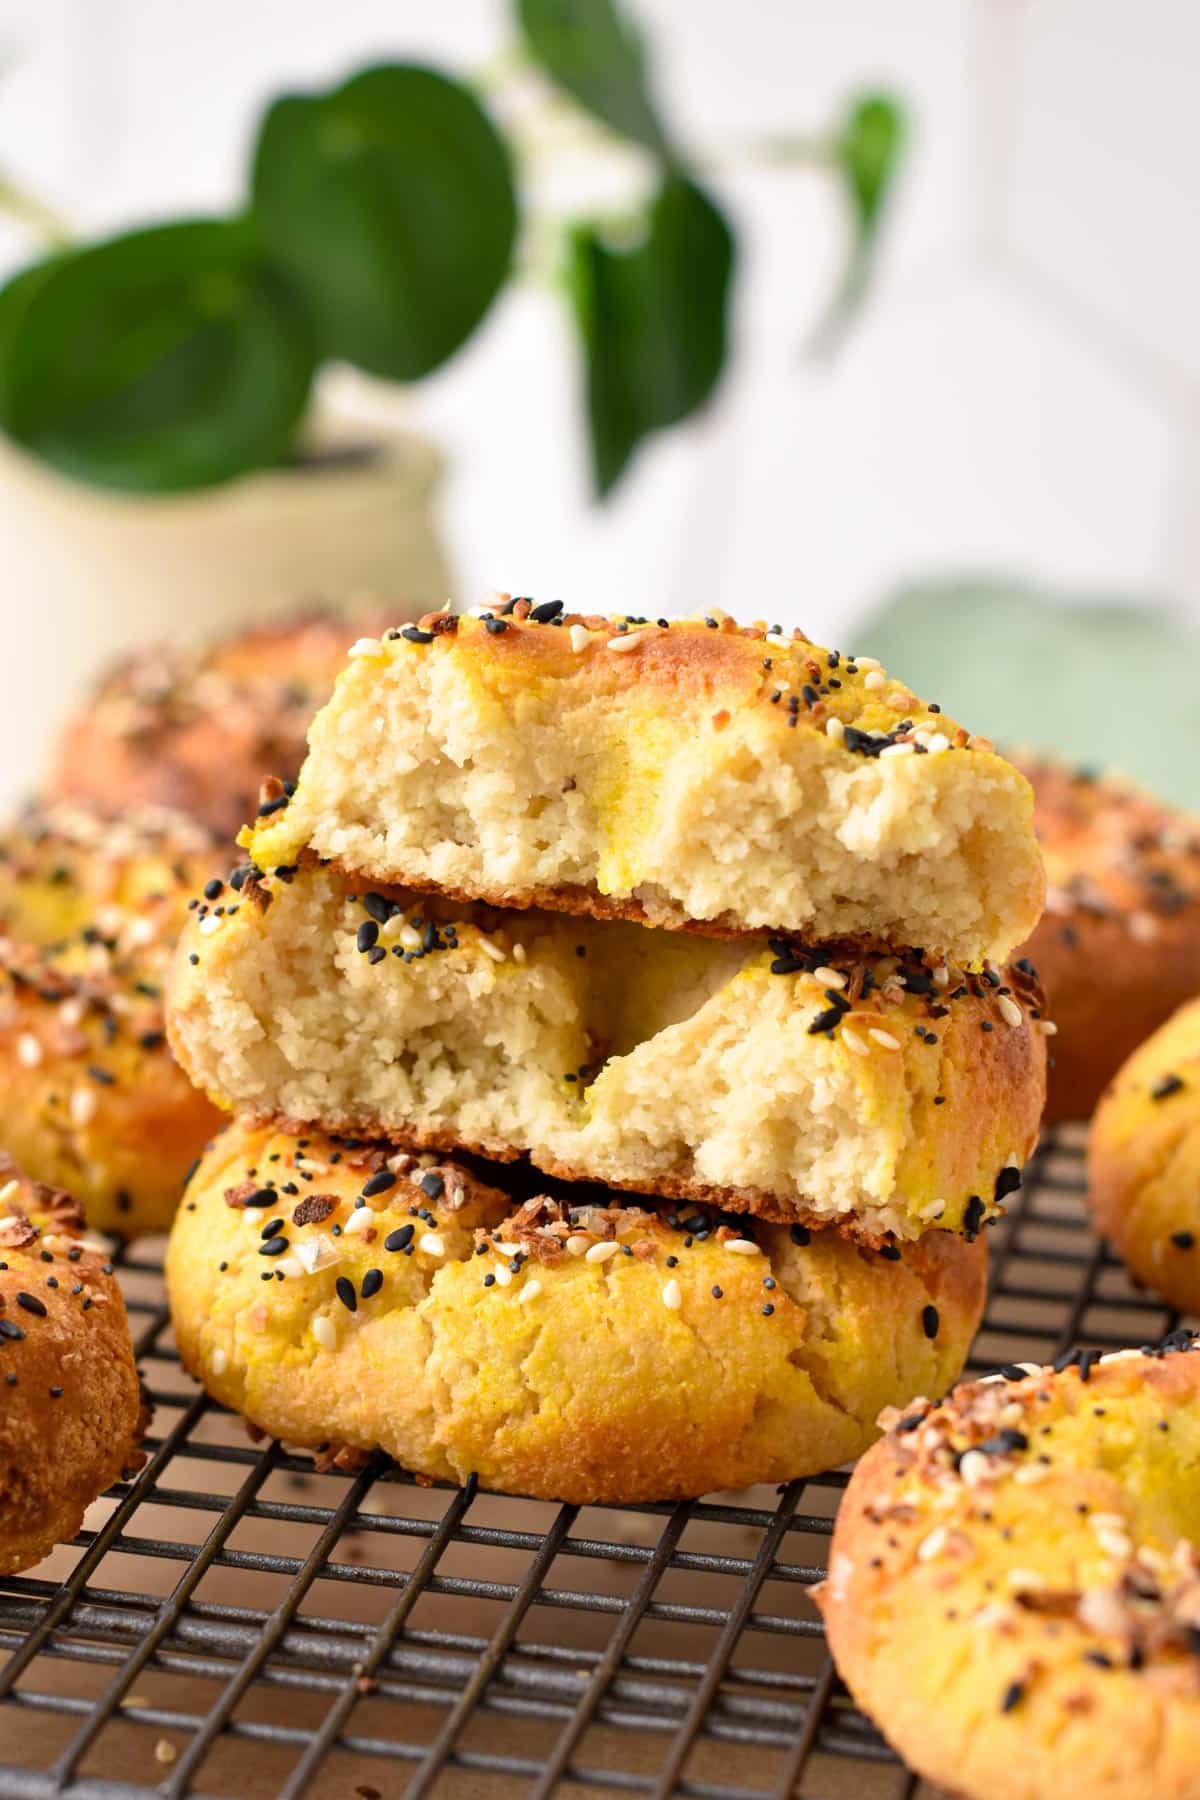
xmin=817 ymin=1338 xmax=1200 ymax=1800
xmin=0 ymin=1156 xmax=147 ymax=1575
xmin=166 ymin=1121 xmax=987 ymax=1504
xmin=244 ymin=605 xmax=1044 ymax=965
xmin=0 ymin=804 xmax=222 ymax=1234
xmin=1088 ymin=997 xmax=1200 ymax=1312
xmin=49 ymin=608 xmax=395 ymax=843
xmin=1018 ymin=760 xmax=1200 ymax=1122
xmin=167 ymin=863 xmax=1047 ymax=1242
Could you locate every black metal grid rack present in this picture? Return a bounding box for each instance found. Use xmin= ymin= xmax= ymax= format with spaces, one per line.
xmin=0 ymin=1126 xmax=1180 ymax=1799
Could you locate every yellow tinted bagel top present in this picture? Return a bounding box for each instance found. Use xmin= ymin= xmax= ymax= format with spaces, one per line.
xmin=818 ymin=1337 xmax=1200 ymax=1800
xmin=0 ymin=803 xmax=222 ymax=1233
xmin=246 ymin=604 xmax=1044 ymax=963
xmin=167 ymin=1119 xmax=987 ymax=1504
xmin=1089 ymin=996 xmax=1200 ymax=1312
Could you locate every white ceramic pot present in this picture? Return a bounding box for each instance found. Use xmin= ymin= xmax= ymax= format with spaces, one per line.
xmin=0 ymin=413 xmax=453 ymax=809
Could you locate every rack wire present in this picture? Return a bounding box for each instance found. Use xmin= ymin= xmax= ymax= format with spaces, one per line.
xmin=0 ymin=1126 xmax=1180 ymax=1799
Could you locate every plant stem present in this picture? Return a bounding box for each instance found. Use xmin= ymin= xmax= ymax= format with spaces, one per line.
xmin=0 ymin=169 xmax=71 ymax=248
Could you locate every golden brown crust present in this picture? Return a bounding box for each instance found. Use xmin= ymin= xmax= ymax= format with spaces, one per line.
xmin=1017 ymin=760 xmax=1200 ymax=1122
xmin=49 ymin=607 xmax=397 ymax=843
xmin=0 ymin=803 xmax=223 ymax=1234
xmin=167 ymin=1120 xmax=987 ymax=1505
xmin=0 ymin=1155 xmax=147 ymax=1575
xmin=817 ymin=1338 xmax=1200 ymax=1800
xmin=1088 ymin=997 xmax=1200 ymax=1311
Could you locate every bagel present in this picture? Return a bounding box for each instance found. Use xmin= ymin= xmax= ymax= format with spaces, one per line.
xmin=0 ymin=803 xmax=222 ymax=1234
xmin=1088 ymin=996 xmax=1200 ymax=1312
xmin=1018 ymin=759 xmax=1200 ymax=1121
xmin=166 ymin=1119 xmax=988 ymax=1504
xmin=0 ymin=1154 xmax=147 ymax=1575
xmin=49 ymin=608 xmax=393 ymax=843
xmin=245 ymin=603 xmax=1044 ymax=964
xmin=166 ymin=862 xmax=1048 ymax=1242
xmin=817 ymin=1336 xmax=1200 ymax=1800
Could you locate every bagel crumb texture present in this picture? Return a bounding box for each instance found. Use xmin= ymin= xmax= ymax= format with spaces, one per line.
xmin=167 ymin=865 xmax=1047 ymax=1243
xmin=243 ymin=605 xmax=1045 ymax=965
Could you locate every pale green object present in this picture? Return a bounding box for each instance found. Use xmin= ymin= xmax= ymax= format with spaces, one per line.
xmin=857 ymin=578 xmax=1200 ymax=810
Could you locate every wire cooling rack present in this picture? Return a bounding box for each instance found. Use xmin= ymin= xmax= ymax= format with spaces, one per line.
xmin=0 ymin=1125 xmax=1181 ymax=1800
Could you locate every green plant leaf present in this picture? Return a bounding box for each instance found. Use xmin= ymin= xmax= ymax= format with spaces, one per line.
xmin=809 ymin=91 xmax=905 ymax=354
xmin=0 ymin=219 xmax=316 ymax=491
xmin=569 ymin=175 xmax=733 ymax=495
xmin=839 ymin=92 xmax=905 ymax=239
xmin=251 ymin=64 xmax=516 ymax=382
xmin=517 ymin=0 xmax=667 ymax=153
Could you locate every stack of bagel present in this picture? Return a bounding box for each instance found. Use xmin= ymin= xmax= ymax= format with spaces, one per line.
xmin=163 ymin=599 xmax=1050 ymax=1504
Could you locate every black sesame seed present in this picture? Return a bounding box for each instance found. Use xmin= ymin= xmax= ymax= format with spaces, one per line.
xmin=361 ymin=1269 xmax=383 ymax=1300
xmin=1172 ymin=1231 xmax=1196 ymax=1249
xmin=335 ymin=1275 xmax=357 ymax=1313
xmin=203 ymin=878 xmax=224 ymax=901
xmin=1000 ymin=1679 xmax=1025 ymax=1713
xmin=385 ymin=1224 xmax=415 ymax=1253
xmin=530 ymin=599 xmax=563 ymax=622
xmin=1151 ymin=1072 xmax=1186 ymax=1101
xmin=483 ymin=1273 xmax=496 ymax=1287
xmin=418 ymin=1172 xmax=445 ymax=1200
xmin=260 ymin=1217 xmax=285 ymax=1239
xmin=401 ymin=625 xmax=435 ymax=643
xmin=921 ymin=1304 xmax=939 ymax=1339
xmin=790 ymin=1224 xmax=811 ymax=1246
xmin=49 ymin=1386 xmax=63 ymax=1399
xmin=993 ymin=1165 xmax=1022 ymax=1204
xmin=362 ymin=893 xmax=393 ymax=924
xmin=711 ymin=1285 xmax=723 ymax=1298
xmin=15 ymin=1292 xmax=46 ymax=1317
xmin=356 ymin=920 xmax=379 ymax=953
xmin=761 ymin=1303 xmax=775 ymax=1317
xmin=0 ymin=1319 xmax=26 ymax=1341
xmin=362 ymin=1170 xmax=398 ymax=1198
xmin=259 ymin=1236 xmax=288 ymax=1257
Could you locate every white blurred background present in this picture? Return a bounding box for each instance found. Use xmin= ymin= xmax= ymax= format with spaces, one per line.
xmin=0 ymin=0 xmax=1196 ymax=800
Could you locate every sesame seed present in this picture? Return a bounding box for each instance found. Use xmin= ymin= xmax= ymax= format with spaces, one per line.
xmin=493 ymin=1263 xmax=512 ymax=1287
xmin=16 ymin=1033 xmax=42 ymax=1068
xmin=662 ymin=1278 xmax=682 ymax=1310
xmin=813 ymin=966 xmax=846 ymax=989
xmin=565 ymin=1235 xmax=589 ymax=1257
xmin=519 ymin=1279 xmax=543 ymax=1305
xmin=724 ymin=1239 xmax=761 ymax=1256
xmin=607 ymin=630 xmax=650 ymax=653
xmin=342 ymin=1207 xmax=374 ymax=1237
xmin=841 ymin=1028 xmax=869 ymax=1055
xmin=863 ymin=670 xmax=885 ymax=690
xmin=585 ymin=1241 xmax=620 ymax=1263
xmin=996 ymin=995 xmax=1023 ymax=1028
xmin=418 ymin=1232 xmax=445 ymax=1258
xmin=211 ymin=1347 xmax=228 ymax=1376
xmin=917 ymin=1526 xmax=948 ymax=1561
xmin=569 ymin=624 xmax=590 ymax=653
xmin=825 ymin=716 xmax=845 ymax=742
xmin=869 ymin=1028 xmax=901 ymax=1050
